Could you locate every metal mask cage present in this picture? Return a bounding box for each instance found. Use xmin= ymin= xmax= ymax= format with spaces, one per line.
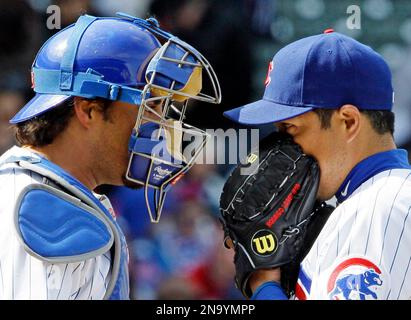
xmin=124 ymin=22 xmax=221 ymax=223
xmin=125 ymin=99 xmax=211 ymax=223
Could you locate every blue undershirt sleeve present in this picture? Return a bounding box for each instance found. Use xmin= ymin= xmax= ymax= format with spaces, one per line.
xmin=250 ymin=281 xmax=288 ymax=300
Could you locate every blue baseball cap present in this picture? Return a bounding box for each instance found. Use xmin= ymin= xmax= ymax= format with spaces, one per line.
xmin=224 ymin=30 xmax=394 ymax=125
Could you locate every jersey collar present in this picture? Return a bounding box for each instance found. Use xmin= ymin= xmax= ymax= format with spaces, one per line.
xmin=335 ymin=149 xmax=411 ymax=204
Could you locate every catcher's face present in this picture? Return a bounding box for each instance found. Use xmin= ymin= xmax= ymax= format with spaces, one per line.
xmin=276 ymin=108 xmax=355 ymax=201
xmin=92 ymin=100 xmax=162 ymax=186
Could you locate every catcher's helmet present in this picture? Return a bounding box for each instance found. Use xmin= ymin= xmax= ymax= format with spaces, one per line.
xmin=11 ymin=16 xmax=162 ymax=122
xmin=11 ymin=13 xmax=221 ymax=223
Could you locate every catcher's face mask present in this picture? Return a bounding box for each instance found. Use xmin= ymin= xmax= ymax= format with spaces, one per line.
xmin=125 ymin=15 xmax=221 ymax=223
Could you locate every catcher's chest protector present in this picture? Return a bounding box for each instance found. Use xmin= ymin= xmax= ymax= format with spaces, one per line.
xmin=2 ymin=155 xmax=130 ymax=300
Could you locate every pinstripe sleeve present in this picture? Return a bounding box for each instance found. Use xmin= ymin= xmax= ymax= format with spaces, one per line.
xmin=305 ymin=171 xmax=411 ymax=300
xmin=45 ymin=255 xmax=111 ymax=300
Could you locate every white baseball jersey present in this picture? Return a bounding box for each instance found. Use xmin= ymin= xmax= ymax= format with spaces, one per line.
xmin=296 ymin=149 xmax=411 ymax=300
xmin=0 ymin=146 xmax=112 ymax=300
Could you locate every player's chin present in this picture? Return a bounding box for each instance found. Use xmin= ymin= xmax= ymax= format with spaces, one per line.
xmin=121 ymin=174 xmax=144 ymax=190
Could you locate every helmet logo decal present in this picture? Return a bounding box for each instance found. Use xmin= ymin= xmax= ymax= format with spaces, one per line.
xmin=265 ymin=61 xmax=273 ymax=87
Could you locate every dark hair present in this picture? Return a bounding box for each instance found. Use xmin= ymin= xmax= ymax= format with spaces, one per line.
xmin=15 ymin=97 xmax=112 ymax=147
xmin=313 ymin=108 xmax=334 ymax=130
xmin=313 ymin=108 xmax=395 ymax=135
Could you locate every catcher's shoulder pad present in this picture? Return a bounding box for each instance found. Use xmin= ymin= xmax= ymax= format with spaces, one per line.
xmin=14 ymin=183 xmax=114 ymax=263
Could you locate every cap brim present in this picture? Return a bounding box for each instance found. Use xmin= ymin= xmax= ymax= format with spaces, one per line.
xmin=10 ymin=94 xmax=71 ymax=124
xmin=223 ymin=99 xmax=313 ymax=125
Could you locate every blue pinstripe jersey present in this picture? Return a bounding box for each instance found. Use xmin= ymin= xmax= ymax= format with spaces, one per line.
xmin=296 ymin=149 xmax=411 ymax=300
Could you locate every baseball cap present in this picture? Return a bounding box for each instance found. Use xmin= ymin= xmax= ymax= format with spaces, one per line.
xmin=224 ymin=30 xmax=394 ymax=125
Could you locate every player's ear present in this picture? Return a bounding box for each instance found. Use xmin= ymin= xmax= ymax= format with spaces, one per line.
xmin=337 ymin=104 xmax=361 ymax=143
xmin=73 ymin=97 xmax=101 ymax=128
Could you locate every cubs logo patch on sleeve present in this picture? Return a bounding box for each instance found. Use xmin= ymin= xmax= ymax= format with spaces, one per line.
xmin=327 ymin=257 xmax=390 ymax=300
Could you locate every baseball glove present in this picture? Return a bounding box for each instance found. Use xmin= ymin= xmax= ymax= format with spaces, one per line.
xmin=219 ymin=132 xmax=334 ymax=298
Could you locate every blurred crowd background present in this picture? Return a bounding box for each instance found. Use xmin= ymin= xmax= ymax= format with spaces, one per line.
xmin=1 ymin=0 xmax=411 ymax=299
